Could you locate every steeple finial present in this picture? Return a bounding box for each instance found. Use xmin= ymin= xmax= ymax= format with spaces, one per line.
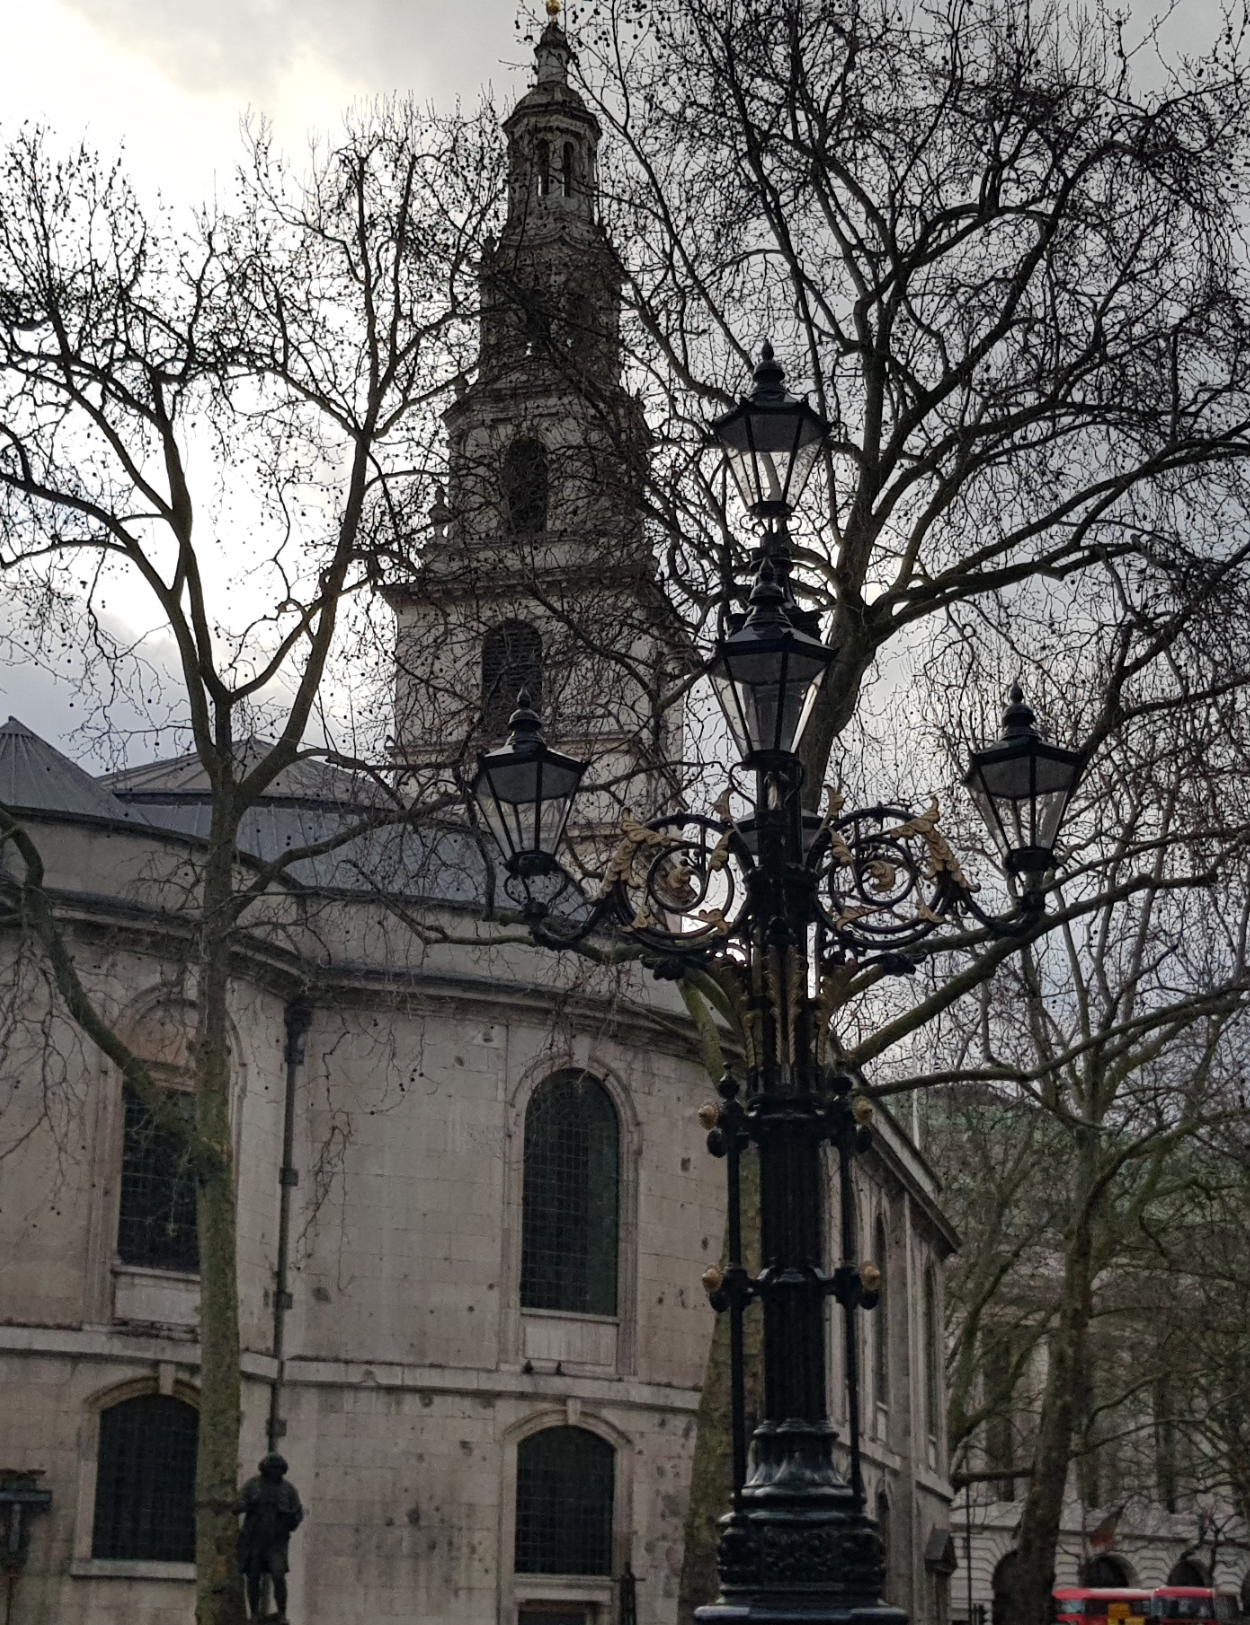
xmin=534 ymin=0 xmax=571 ymax=85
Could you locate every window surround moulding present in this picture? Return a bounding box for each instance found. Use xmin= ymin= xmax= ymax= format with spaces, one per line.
xmin=514 ymin=1576 xmax=615 ymax=1605
xmin=520 ymin=1308 xmax=619 ymax=1325
xmin=69 ymin=1558 xmax=196 ymax=1582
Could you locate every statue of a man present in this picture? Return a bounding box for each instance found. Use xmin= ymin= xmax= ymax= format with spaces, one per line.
xmin=235 ymin=1452 xmax=304 ymax=1623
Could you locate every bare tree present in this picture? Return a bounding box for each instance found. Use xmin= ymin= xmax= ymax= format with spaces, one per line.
xmin=911 ymin=705 xmax=1250 ymax=1619
xmin=0 ymin=107 xmax=499 ymax=1625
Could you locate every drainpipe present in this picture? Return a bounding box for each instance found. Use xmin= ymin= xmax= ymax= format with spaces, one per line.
xmin=269 ymin=1002 xmax=312 ymax=1454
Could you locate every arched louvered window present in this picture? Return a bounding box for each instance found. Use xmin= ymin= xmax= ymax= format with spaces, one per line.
xmin=923 ymin=1265 xmax=941 ymax=1438
xmin=117 ymin=1085 xmax=198 ymax=1273
xmin=482 ymin=621 xmax=543 ymax=739
xmin=92 ymin=1394 xmax=197 ymax=1561
xmin=872 ymin=1215 xmax=889 ymax=1409
xmin=515 ymin=1426 xmax=614 ymax=1575
xmin=537 ymin=140 xmax=551 ymax=198
xmin=503 ymin=438 xmax=549 ymax=533
xmin=561 ymin=142 xmax=574 ymax=197
xmin=521 ymin=1072 xmax=619 ymax=1316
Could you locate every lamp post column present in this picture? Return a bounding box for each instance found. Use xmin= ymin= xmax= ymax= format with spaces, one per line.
xmin=697 ymin=761 xmax=906 ymax=1625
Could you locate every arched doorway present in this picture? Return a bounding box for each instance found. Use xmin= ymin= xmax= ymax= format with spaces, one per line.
xmin=1081 ymin=1554 xmax=1133 ymax=1589
xmin=991 ymin=1550 xmax=1019 ymax=1625
xmin=1168 ymin=1557 xmax=1209 ymax=1588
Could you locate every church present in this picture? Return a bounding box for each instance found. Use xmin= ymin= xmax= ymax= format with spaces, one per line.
xmin=0 ymin=13 xmax=957 ymax=1625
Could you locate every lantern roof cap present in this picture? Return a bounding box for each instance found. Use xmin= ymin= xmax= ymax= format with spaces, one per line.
xmin=747 ymin=341 xmax=793 ymax=405
xmin=1000 ymin=683 xmax=1040 ymax=741
xmin=506 ymin=689 xmax=544 ymax=750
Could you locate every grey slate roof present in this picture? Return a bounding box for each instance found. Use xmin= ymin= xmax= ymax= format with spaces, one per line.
xmin=101 ymin=739 xmax=387 ymax=806
xmin=0 ymin=718 xmax=146 ymax=823
xmin=101 ymin=737 xmax=489 ymax=901
xmin=0 ymin=717 xmax=491 ymax=903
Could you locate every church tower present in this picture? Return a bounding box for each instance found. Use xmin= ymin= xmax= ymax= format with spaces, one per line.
xmin=390 ymin=3 xmax=682 ymax=810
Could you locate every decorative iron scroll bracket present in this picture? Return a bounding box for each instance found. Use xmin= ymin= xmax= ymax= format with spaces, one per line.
xmin=503 ymin=798 xmax=1046 ymax=972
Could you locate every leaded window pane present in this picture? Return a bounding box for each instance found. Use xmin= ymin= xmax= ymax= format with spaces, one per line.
xmin=515 ymin=1426 xmax=614 ymax=1575
xmin=117 ymin=1085 xmax=199 ymax=1273
xmin=92 ymin=1395 xmax=197 ymax=1561
xmin=521 ymin=1072 xmax=619 ymax=1316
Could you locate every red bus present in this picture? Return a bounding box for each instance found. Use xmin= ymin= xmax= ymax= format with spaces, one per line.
xmin=1054 ymin=1589 xmax=1240 ymax=1623
xmin=1148 ymin=1592 xmax=1240 ymax=1621
xmin=1054 ymin=1588 xmax=1153 ymax=1623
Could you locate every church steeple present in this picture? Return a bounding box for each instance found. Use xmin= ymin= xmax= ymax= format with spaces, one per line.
xmin=501 ymin=2 xmax=599 ymax=234
xmin=389 ymin=5 xmax=681 ymax=790
xmin=445 ymin=2 xmax=638 ymax=545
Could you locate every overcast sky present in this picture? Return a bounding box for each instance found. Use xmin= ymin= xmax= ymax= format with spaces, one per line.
xmin=0 ymin=0 xmax=536 ymax=758
xmin=0 ymin=0 xmax=1230 ymax=763
xmin=1 ymin=0 xmax=528 ymax=200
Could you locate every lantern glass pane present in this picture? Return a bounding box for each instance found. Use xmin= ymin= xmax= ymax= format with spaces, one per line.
xmin=966 ymin=741 xmax=1081 ymax=873
xmin=712 ymin=642 xmax=829 ymax=758
xmin=719 ymin=403 xmax=826 ymax=513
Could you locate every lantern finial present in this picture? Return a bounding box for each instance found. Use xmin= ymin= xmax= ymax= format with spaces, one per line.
xmin=507 ymin=689 xmax=543 ymax=745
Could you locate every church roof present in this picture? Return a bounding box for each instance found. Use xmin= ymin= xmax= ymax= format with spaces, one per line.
xmin=97 ymin=737 xmax=489 ymax=900
xmin=0 ymin=716 xmax=487 ymax=903
xmin=0 ymin=718 xmax=146 ymax=823
xmin=101 ymin=739 xmax=385 ymax=807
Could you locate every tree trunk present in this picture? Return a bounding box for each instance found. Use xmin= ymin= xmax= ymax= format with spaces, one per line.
xmin=677 ymin=1153 xmax=762 ymax=1625
xmin=1012 ymin=1137 xmax=1098 ymax=1625
xmin=194 ymin=832 xmax=245 ymax=1625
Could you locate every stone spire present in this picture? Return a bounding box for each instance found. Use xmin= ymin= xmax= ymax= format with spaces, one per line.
xmin=501 ymin=2 xmax=601 ymax=232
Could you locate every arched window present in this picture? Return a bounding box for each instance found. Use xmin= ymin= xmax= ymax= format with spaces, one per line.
xmin=521 ymin=1072 xmax=619 ymax=1316
xmin=92 ymin=1394 xmax=197 ymax=1561
xmin=515 ymin=1426 xmax=614 ymax=1575
xmin=923 ymin=1265 xmax=941 ymax=1438
xmin=537 ymin=140 xmax=551 ymax=198
xmin=872 ymin=1215 xmax=889 ymax=1409
xmin=482 ymin=621 xmax=543 ymax=740
xmin=561 ymin=142 xmax=574 ymax=197
xmin=502 ymin=438 xmax=549 ymax=534
xmin=116 ymin=1005 xmax=199 ymax=1273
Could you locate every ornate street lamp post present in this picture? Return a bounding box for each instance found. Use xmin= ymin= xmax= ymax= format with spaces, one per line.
xmin=473 ymin=347 xmax=1086 ymax=1625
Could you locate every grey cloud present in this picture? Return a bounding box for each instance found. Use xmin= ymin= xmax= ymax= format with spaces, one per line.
xmin=60 ymin=0 xmax=529 ymax=105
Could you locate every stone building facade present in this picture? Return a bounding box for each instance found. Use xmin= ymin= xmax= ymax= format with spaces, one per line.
xmin=0 ymin=16 xmax=957 ymax=1625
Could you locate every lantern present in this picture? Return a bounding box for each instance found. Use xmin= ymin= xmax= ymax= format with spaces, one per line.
xmin=709 ymin=563 xmax=838 ymax=761
xmin=709 ymin=342 xmax=831 ymax=519
xmin=964 ymin=687 xmax=1084 ymax=879
xmin=472 ymin=692 xmax=588 ymax=876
